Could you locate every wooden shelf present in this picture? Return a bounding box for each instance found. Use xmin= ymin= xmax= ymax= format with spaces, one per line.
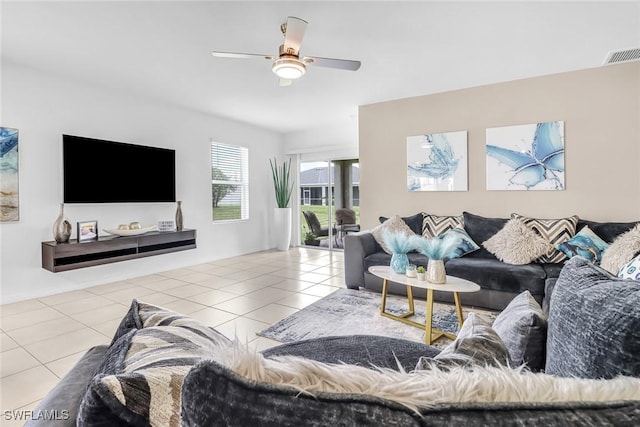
xmin=42 ymin=229 xmax=196 ymax=272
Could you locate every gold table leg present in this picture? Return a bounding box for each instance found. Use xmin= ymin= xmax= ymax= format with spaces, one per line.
xmin=380 ymin=282 xmax=459 ymax=345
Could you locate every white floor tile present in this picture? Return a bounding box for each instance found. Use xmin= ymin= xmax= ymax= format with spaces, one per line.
xmin=0 ymin=299 xmax=48 ymax=317
xmin=244 ymin=304 xmax=298 ymax=325
xmin=0 ymin=366 xmax=60 ymax=410
xmin=6 ymin=316 xmax=86 ymax=346
xmin=24 ymin=328 xmax=107 ymax=363
xmin=188 ymin=307 xmax=238 ymax=328
xmin=1 ymin=307 xmax=66 ymax=331
xmin=213 ymin=296 xmax=270 ymax=316
xmin=0 ymin=332 xmax=19 ymax=352
xmin=276 ymin=293 xmax=321 ymax=309
xmin=1 ymin=347 xmax=41 ymax=378
xmin=38 ymin=289 xmax=95 ymax=306
xmin=302 ymin=284 xmax=340 ymax=297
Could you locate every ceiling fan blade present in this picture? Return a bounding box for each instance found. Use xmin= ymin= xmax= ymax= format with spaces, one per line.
xmin=279 ymin=78 xmax=293 ymax=87
xmin=282 ymin=16 xmax=308 ymax=56
xmin=302 ymin=56 xmax=361 ymax=71
xmin=211 ymin=51 xmax=274 ymax=60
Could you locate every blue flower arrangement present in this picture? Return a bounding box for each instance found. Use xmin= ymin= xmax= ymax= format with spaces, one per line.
xmin=382 ymin=230 xmax=415 ymax=254
xmin=382 ymin=230 xmax=415 ymax=274
xmin=411 ymin=234 xmax=460 ymax=260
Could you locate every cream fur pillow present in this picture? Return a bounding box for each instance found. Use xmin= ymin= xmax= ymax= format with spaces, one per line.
xmin=600 ymin=224 xmax=640 ymax=274
xmin=483 ymin=218 xmax=553 ymax=265
xmin=218 ymin=340 xmax=640 ymax=412
xmin=371 ymin=214 xmax=416 ymax=254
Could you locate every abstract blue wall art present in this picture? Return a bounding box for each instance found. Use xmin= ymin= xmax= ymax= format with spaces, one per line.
xmin=0 ymin=127 xmax=19 ymax=222
xmin=407 ymin=131 xmax=467 ymax=192
xmin=486 ymin=121 xmax=565 ymax=191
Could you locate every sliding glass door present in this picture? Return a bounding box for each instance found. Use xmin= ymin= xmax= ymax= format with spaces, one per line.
xmin=298 ymin=158 xmax=359 ymax=251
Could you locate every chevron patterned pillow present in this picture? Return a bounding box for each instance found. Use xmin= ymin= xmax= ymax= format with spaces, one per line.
xmin=511 ymin=214 xmax=579 ymax=263
xmin=422 ymin=213 xmax=463 ymax=238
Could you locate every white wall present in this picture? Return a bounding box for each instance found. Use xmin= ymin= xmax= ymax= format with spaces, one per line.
xmin=0 ymin=62 xmax=283 ymax=304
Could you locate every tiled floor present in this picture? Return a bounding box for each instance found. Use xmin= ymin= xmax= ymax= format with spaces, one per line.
xmin=0 ymin=247 xmax=344 ymax=425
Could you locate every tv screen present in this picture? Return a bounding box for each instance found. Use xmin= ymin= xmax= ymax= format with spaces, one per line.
xmin=63 ymin=134 xmax=176 ymax=203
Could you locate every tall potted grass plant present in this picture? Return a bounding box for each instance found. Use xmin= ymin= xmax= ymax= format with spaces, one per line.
xmin=270 ymin=157 xmax=294 ymax=250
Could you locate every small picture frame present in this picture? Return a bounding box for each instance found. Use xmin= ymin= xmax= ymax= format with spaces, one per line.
xmin=157 ymin=220 xmax=176 ymax=232
xmin=77 ymin=220 xmax=98 ymax=242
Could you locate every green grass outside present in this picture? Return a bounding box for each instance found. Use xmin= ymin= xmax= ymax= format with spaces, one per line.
xmin=213 ymin=205 xmax=241 ymax=221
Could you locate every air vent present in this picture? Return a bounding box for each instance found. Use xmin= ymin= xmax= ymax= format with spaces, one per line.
xmin=603 ymin=47 xmax=640 ymax=65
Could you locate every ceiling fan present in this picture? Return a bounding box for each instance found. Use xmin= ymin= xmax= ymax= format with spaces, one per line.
xmin=211 ymin=16 xmax=361 ymax=86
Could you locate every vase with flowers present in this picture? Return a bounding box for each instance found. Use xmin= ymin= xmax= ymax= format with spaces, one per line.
xmin=383 ymin=230 xmax=414 ymax=274
xmin=411 ymin=234 xmax=459 ymax=284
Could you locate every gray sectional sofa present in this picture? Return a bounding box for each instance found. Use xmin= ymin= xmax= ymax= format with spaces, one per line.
xmin=345 ymin=211 xmax=637 ymax=311
xmin=25 ymin=257 xmax=640 ymax=426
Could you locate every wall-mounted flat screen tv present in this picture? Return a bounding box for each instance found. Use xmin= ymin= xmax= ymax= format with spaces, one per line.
xmin=63 ymin=134 xmax=176 ymax=203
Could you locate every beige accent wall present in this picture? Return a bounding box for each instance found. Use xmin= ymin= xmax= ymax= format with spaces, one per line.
xmin=359 ymin=62 xmax=640 ymax=230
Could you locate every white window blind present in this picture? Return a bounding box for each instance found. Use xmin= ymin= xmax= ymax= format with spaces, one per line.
xmin=211 ymin=142 xmax=249 ymax=221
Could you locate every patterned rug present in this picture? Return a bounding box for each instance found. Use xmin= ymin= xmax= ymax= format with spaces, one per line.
xmin=257 ymin=288 xmax=499 ymax=348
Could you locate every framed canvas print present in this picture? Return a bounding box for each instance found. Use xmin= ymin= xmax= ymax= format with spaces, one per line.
xmin=78 ymin=220 xmax=98 ymax=242
xmin=407 ymin=130 xmax=468 ymax=192
xmin=0 ymin=127 xmax=19 ymax=222
xmin=486 ymin=121 xmax=565 ymax=191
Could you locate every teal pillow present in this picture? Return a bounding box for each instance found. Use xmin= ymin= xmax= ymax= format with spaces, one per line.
xmin=438 ymin=226 xmax=480 ymax=260
xmin=556 ymin=225 xmax=609 ymax=264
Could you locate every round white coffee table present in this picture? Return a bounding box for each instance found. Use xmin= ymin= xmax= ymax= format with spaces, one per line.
xmin=368 ymin=265 xmax=480 ymax=345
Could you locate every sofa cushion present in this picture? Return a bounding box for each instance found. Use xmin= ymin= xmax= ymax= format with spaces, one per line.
xmin=444 ymin=258 xmax=547 ymax=295
xmin=511 ymin=213 xmax=579 ymax=263
xmin=421 ymin=213 xmax=463 ymax=238
xmin=181 ymin=333 xmax=640 ymax=427
xmin=491 ymin=291 xmax=547 ymax=371
xmin=483 ymin=218 xmax=553 ymax=265
xmin=619 ymin=253 xmax=640 ymax=280
xmin=431 ymin=313 xmax=510 ymax=368
xmin=576 ymin=219 xmax=637 ymax=243
xmin=545 ymin=256 xmax=640 ymax=379
xmin=77 ymin=300 xmax=230 ymax=427
xmin=462 ymin=212 xmax=508 ymax=259
xmin=600 ymin=224 xmax=640 ymax=275
xmin=372 ymin=215 xmax=416 ymax=255
xmin=379 ymin=212 xmax=423 ymax=235
xmin=556 ymin=225 xmax=609 ymax=264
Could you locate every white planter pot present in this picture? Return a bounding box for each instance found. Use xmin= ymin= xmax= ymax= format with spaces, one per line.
xmin=274 ymin=207 xmax=292 ymax=251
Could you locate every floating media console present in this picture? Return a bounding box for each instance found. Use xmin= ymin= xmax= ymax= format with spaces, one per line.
xmin=42 ymin=229 xmax=196 ymax=272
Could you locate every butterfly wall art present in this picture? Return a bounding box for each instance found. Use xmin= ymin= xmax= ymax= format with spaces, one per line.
xmin=407 ymin=131 xmax=468 ymax=192
xmin=486 ymin=121 xmax=565 ymax=191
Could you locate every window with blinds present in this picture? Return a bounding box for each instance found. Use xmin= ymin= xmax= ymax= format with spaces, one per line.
xmin=211 ymin=142 xmax=249 ymax=221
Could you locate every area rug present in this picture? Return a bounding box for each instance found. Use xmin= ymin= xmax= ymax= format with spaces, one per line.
xmin=257 ymin=288 xmax=499 ymax=347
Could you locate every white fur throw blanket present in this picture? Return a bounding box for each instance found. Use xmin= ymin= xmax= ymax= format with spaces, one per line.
xmin=214 ymin=341 xmax=640 ymax=412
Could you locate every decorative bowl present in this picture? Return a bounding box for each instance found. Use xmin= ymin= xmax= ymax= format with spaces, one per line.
xmin=103 ymin=225 xmax=157 ymax=236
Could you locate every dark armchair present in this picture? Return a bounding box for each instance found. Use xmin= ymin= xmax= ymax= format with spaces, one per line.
xmin=335 ymin=208 xmax=360 ymax=235
xmin=302 ymin=211 xmax=335 ymax=238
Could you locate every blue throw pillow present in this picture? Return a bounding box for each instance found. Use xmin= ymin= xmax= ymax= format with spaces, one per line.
xmin=556 ymin=225 xmax=609 ymax=264
xmin=438 ymin=226 xmax=480 ymax=259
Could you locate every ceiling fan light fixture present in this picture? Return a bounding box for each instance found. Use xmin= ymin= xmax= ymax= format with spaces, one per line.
xmin=272 ymin=58 xmax=306 ymax=79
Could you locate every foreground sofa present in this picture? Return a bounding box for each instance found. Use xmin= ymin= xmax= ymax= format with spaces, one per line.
xmin=25 ymin=257 xmax=640 ymax=426
xmin=345 ymin=211 xmax=637 ymax=311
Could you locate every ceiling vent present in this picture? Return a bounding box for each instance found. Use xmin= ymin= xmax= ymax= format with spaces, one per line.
xmin=603 ymin=47 xmax=640 ymax=65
